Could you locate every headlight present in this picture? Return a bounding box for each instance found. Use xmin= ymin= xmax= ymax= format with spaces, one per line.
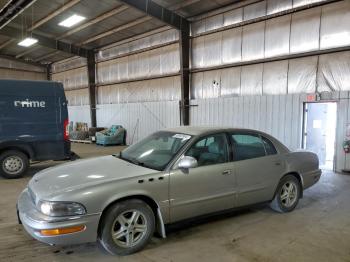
xmin=38 ymin=201 xmax=86 ymax=217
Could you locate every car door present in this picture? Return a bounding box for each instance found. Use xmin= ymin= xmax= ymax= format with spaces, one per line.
xmin=230 ymin=132 xmax=285 ymax=207
xmin=169 ymin=133 xmax=237 ymax=222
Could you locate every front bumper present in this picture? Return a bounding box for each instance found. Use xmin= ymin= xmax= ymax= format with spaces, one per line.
xmin=17 ymin=188 xmax=101 ymax=246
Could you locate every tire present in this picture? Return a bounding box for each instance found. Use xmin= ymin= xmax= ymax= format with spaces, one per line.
xmin=98 ymin=199 xmax=155 ymax=256
xmin=270 ymin=175 xmax=301 ymax=213
xmin=0 ymin=150 xmax=29 ymax=179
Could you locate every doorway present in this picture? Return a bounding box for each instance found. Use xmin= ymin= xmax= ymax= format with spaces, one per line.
xmin=303 ymin=102 xmax=337 ymax=170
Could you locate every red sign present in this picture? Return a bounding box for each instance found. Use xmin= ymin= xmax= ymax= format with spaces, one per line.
xmin=306 ymin=94 xmax=316 ymax=102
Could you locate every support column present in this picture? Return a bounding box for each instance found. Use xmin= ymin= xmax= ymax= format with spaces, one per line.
xmin=46 ymin=64 xmax=52 ymax=81
xmin=87 ymin=51 xmax=97 ymax=127
xmin=179 ymin=29 xmax=190 ymax=126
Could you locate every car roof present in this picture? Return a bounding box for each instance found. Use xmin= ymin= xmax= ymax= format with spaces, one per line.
xmin=164 ymin=126 xmax=265 ymax=136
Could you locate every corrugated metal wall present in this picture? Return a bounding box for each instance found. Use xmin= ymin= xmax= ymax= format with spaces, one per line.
xmin=51 ymin=57 xmax=91 ymax=126
xmin=0 ymin=58 xmax=46 ymax=80
xmin=96 ymin=101 xmax=180 ymax=144
xmin=191 ymin=94 xmax=306 ymax=150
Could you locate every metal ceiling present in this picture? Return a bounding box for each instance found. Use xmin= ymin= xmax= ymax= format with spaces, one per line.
xmin=0 ymin=0 xmax=241 ymax=65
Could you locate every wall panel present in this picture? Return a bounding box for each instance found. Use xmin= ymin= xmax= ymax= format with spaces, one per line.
xmin=65 ymin=88 xmax=90 ymax=106
xmin=290 ymin=8 xmax=321 ymax=54
xmin=0 ymin=68 xmax=46 ymax=80
xmin=190 ymin=94 xmax=305 ymax=149
xmin=52 ymin=66 xmax=88 ymax=90
xmin=242 ymin=22 xmax=265 ymax=61
xmin=320 ymin=0 xmax=350 ymax=49
xmin=96 ymin=101 xmax=180 ymax=144
xmin=68 ymin=105 xmax=91 ymax=127
xmin=191 ymin=1 xmax=350 ymax=71
xmin=288 ymin=56 xmax=317 ymax=94
xmin=97 ymin=43 xmax=180 ymax=85
xmin=97 ymin=75 xmax=181 ymax=104
xmin=264 ymin=15 xmax=291 ymax=58
xmin=317 ymin=52 xmax=350 ymax=92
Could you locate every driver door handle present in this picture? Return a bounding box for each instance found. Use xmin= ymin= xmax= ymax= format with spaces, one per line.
xmin=222 ymin=170 xmax=232 ymax=175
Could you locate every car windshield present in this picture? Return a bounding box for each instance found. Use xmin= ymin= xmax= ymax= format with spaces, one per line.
xmin=119 ymin=131 xmax=192 ymax=171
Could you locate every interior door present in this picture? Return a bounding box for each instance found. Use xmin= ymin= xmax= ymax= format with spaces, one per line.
xmin=230 ymin=133 xmax=285 ymax=207
xmin=169 ymin=133 xmax=237 ymax=222
xmin=303 ymin=102 xmax=337 ymax=170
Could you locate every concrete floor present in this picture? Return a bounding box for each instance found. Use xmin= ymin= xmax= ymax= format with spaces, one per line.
xmin=1 ymin=143 xmax=350 ymax=262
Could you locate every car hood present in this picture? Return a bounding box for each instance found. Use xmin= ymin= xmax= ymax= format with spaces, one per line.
xmin=29 ymin=155 xmax=156 ymax=200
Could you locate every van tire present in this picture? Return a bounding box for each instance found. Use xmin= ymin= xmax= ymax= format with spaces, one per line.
xmin=0 ymin=150 xmax=29 ymax=179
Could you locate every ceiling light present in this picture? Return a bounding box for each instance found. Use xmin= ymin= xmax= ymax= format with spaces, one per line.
xmin=59 ymin=14 xmax=86 ymax=28
xmin=18 ymin=37 xmax=38 ymax=47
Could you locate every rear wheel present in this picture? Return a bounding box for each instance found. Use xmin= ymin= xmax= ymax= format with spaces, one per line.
xmin=98 ymin=199 xmax=155 ymax=255
xmin=270 ymin=175 xmax=301 ymax=213
xmin=0 ymin=150 xmax=29 ymax=179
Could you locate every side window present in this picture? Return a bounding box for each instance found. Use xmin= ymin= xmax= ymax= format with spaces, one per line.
xmin=186 ymin=133 xmax=228 ymax=167
xmin=262 ymin=136 xmax=277 ymax=155
xmin=231 ymin=133 xmax=266 ymax=161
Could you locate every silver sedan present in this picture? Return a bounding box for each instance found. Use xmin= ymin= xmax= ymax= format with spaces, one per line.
xmin=17 ymin=127 xmax=321 ymax=255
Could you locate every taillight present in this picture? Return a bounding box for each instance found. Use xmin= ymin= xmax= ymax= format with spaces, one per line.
xmin=64 ymin=119 xmax=69 ymax=141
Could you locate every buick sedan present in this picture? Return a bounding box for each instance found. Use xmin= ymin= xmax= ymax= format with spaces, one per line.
xmin=17 ymin=127 xmax=321 ymax=255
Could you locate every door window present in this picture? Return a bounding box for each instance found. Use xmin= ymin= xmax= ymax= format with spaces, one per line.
xmin=186 ymin=133 xmax=228 ymax=166
xmin=231 ymin=133 xmax=266 ymax=161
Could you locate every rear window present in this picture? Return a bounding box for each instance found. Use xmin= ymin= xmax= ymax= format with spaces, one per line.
xmin=262 ymin=136 xmax=277 ymax=155
xmin=231 ymin=133 xmax=266 ymax=161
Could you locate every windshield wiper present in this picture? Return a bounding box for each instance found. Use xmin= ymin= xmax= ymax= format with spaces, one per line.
xmin=130 ymin=158 xmax=147 ymax=167
xmin=116 ymin=154 xmax=148 ymax=167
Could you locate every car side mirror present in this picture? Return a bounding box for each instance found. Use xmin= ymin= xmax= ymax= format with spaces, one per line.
xmin=178 ymin=156 xmax=198 ymax=170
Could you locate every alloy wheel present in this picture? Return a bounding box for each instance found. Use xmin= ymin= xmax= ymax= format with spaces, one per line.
xmin=280 ymin=181 xmax=298 ymax=208
xmin=111 ymin=209 xmax=148 ymax=248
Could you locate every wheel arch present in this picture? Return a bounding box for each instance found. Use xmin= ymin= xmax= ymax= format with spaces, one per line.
xmin=0 ymin=143 xmax=34 ymax=159
xmin=97 ymin=194 xmax=166 ymax=239
xmin=275 ymin=172 xmax=304 ymax=199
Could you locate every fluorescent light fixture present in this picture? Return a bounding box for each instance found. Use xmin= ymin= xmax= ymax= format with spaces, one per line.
xmin=18 ymin=37 xmax=38 ymax=47
xmin=59 ymin=14 xmax=86 ymax=28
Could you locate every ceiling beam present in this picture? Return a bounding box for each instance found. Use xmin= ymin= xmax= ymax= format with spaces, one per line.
xmin=1 ymin=25 xmax=90 ymax=57
xmin=118 ymin=0 xmax=189 ymax=32
xmin=0 ymin=0 xmax=12 ymax=13
xmin=168 ymin=0 xmax=201 ymax=11
xmin=15 ymin=45 xmax=40 ymax=58
xmin=34 ymin=50 xmax=60 ymax=62
xmin=0 ymin=0 xmax=39 ymax=30
xmin=26 ymin=0 xmax=81 ymax=31
xmin=79 ymin=16 xmax=152 ymax=46
xmin=0 ymin=38 xmax=13 ymax=49
xmin=58 ymin=5 xmax=128 ymax=40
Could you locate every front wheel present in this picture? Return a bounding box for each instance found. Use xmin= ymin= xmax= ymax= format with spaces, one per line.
xmin=270 ymin=175 xmax=301 ymax=213
xmin=0 ymin=150 xmax=29 ymax=179
xmin=98 ymin=199 xmax=155 ymax=255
